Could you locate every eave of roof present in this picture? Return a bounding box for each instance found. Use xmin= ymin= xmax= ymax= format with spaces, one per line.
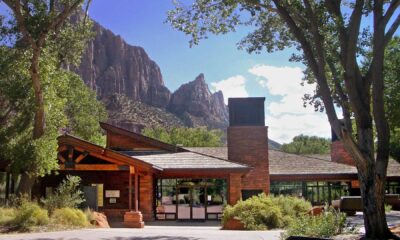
xmin=57 ymin=134 xmax=163 ymax=171
xmin=128 ymin=151 xmax=250 ymax=171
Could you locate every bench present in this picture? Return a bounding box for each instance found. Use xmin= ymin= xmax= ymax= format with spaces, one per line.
xmin=332 ymin=194 xmax=400 ymax=215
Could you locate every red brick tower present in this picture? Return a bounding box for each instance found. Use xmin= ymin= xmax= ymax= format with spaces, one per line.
xmin=227 ymin=98 xmax=269 ymax=200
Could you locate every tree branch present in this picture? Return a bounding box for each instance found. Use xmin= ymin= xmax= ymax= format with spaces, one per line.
xmin=384 ymin=13 xmax=400 ymax=46
xmin=273 ymin=1 xmax=341 ymax=138
xmin=5 ymin=0 xmax=36 ymax=48
xmin=383 ymin=0 xmax=400 ymax=26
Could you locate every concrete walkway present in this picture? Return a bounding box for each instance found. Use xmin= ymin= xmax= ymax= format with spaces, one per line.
xmin=0 ymin=226 xmax=283 ymax=240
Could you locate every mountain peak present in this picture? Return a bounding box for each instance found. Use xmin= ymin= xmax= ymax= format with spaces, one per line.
xmin=168 ymin=74 xmax=228 ymax=128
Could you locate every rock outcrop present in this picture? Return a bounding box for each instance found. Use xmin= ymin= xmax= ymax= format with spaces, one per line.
xmin=168 ymin=74 xmax=228 ymax=129
xmin=75 ymin=21 xmax=170 ymax=108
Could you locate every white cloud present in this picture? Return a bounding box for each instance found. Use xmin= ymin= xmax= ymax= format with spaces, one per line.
xmin=267 ymin=113 xmax=331 ymax=143
xmin=248 ymin=65 xmax=330 ymax=143
xmin=211 ymin=75 xmax=249 ymax=104
xmin=249 ymin=65 xmax=316 ymax=116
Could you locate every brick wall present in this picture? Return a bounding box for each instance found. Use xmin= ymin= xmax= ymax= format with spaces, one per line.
xmin=331 ymin=140 xmax=355 ymax=166
xmin=227 ymin=126 xmax=270 ymax=194
xmin=228 ymin=173 xmax=242 ymax=204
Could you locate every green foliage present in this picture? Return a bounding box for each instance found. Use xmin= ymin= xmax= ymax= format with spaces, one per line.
xmin=281 ymin=208 xmax=346 ymax=239
xmin=270 ymin=195 xmax=312 ymax=227
xmin=50 ymin=208 xmax=89 ymax=227
xmin=0 ymin=46 xmax=107 ymax=177
xmin=281 ymin=134 xmax=330 ymax=155
xmin=0 ymin=1 xmax=104 ymax=185
xmin=385 ymin=37 xmax=400 ymax=162
xmin=13 ymin=202 xmax=49 ymax=230
xmin=41 ymin=175 xmax=85 ymax=214
xmin=0 ymin=207 xmax=17 ymax=225
xmin=222 ymin=194 xmax=312 ymax=230
xmin=385 ymin=204 xmax=392 ymax=213
xmin=143 ymin=126 xmax=223 ymax=147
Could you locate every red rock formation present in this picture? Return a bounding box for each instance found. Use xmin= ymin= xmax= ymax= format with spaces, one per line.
xmin=168 ymin=74 xmax=228 ymax=128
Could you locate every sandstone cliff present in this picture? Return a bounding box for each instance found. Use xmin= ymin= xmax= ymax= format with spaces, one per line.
xmin=73 ymin=20 xmax=229 ymax=130
xmin=75 ymin=21 xmax=171 ymax=108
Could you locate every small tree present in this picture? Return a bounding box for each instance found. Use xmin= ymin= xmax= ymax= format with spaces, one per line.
xmin=41 ymin=175 xmax=84 ymax=214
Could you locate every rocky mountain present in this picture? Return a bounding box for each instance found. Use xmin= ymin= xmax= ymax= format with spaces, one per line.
xmin=104 ymin=94 xmax=184 ymax=132
xmin=168 ymin=74 xmax=228 ymax=129
xmin=73 ymin=20 xmax=228 ymax=130
xmin=75 ymin=21 xmax=171 ymax=108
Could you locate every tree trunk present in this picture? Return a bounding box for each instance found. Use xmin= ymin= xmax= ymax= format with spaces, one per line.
xmin=31 ymin=48 xmax=45 ymax=139
xmin=16 ymin=49 xmax=44 ymax=196
xmin=360 ymin=171 xmax=395 ymax=239
xmin=17 ymin=172 xmax=35 ymax=197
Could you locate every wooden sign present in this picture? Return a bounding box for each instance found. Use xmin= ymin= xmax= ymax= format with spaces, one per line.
xmin=105 ymin=190 xmax=120 ymax=198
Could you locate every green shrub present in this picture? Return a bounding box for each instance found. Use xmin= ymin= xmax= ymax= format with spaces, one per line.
xmin=51 ymin=208 xmax=89 ymax=227
xmin=282 ymin=208 xmax=346 ymax=239
xmin=222 ymin=194 xmax=313 ymax=230
xmin=385 ymin=204 xmax=392 ymax=212
xmin=223 ymin=194 xmax=283 ymax=230
xmin=271 ymin=195 xmax=312 ymax=227
xmin=13 ymin=202 xmax=49 ymax=229
xmin=41 ymin=175 xmax=85 ymax=213
xmin=84 ymin=208 xmax=96 ymax=224
xmin=0 ymin=207 xmax=17 ymax=225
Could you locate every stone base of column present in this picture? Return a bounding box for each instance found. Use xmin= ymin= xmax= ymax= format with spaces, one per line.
xmin=124 ymin=211 xmax=144 ymax=228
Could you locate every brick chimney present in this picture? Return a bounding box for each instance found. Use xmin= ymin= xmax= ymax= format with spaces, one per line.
xmin=227 ymin=98 xmax=269 ymax=200
xmin=330 ymin=123 xmax=355 ymax=166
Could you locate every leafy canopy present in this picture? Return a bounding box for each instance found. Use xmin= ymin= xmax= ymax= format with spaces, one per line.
xmin=142 ymin=126 xmax=223 ymax=147
xmin=281 ymin=135 xmax=330 ymax=155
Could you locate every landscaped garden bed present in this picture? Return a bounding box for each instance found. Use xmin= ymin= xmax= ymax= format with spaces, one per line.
xmin=221 ymin=194 xmax=350 ymax=239
xmin=0 ymin=175 xmax=108 ymax=234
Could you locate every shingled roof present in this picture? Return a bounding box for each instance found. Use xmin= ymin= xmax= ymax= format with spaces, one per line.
xmin=126 ymin=151 xmax=250 ymax=170
xmin=185 ymin=147 xmax=400 ymax=180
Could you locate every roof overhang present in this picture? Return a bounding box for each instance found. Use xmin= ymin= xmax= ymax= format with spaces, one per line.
xmin=57 ymin=135 xmax=163 ymax=172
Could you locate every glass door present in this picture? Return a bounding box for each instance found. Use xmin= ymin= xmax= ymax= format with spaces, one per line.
xmin=191 ymin=186 xmax=206 ymax=220
xmin=177 ymin=186 xmax=191 ymax=220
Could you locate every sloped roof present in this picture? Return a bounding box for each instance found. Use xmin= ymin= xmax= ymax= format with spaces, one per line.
xmin=125 ymin=151 xmax=250 ymax=170
xmin=100 ymin=122 xmax=186 ymax=152
xmin=185 ymin=147 xmax=400 ymax=178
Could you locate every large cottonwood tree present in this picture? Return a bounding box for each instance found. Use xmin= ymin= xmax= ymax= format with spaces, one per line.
xmin=167 ymin=0 xmax=400 ymax=238
xmin=0 ymin=0 xmax=95 ymax=194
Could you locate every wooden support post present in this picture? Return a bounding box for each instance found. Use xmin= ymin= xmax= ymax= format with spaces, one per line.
xmin=129 ymin=172 xmax=132 ymax=211
xmin=135 ymin=172 xmax=139 ymax=212
xmin=328 ymin=182 xmax=332 ymax=205
xmin=68 ymin=147 xmax=74 ymax=161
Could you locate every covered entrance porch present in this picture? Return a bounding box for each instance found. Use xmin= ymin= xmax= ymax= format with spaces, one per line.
xmin=48 ymin=134 xmax=162 ymax=228
xmin=155 ymin=178 xmax=226 ymax=221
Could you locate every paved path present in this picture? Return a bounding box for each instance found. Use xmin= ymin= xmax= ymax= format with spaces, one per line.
xmin=0 ymin=226 xmax=283 ymax=240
